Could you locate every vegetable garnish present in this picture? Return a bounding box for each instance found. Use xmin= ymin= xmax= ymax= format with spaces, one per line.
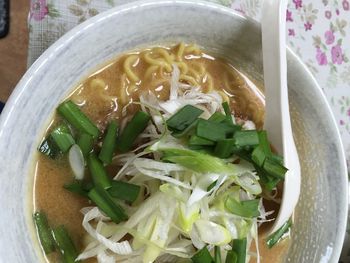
xmin=229 ymin=238 xmax=247 ymax=263
xmin=108 ymin=180 xmax=141 ymax=203
xmin=266 ymin=219 xmax=292 ymax=248
xmin=116 ymin=111 xmax=151 ymax=153
xmin=87 ymin=153 xmax=112 ymax=189
xmin=99 ymin=120 xmax=118 ymax=165
xmin=57 ymin=100 xmax=100 ymax=138
xmin=77 ymin=133 xmax=94 ymax=157
xmin=191 ymin=246 xmax=214 ymax=263
xmin=88 ymin=187 xmax=128 ymax=224
xmin=33 ymin=212 xmax=55 ymax=255
xmin=52 ymin=225 xmax=81 ymax=263
xmin=166 ymin=104 xmax=203 ymax=132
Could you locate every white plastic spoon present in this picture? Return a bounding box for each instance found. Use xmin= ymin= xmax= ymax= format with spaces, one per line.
xmin=261 ymin=0 xmax=301 ymax=234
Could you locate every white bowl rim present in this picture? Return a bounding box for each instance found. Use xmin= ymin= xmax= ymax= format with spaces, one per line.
xmin=0 ymin=0 xmax=347 ymax=262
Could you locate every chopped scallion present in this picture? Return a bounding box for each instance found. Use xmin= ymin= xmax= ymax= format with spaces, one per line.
xmin=263 ymin=157 xmax=288 ymax=179
xmin=266 ymin=219 xmax=292 ymax=248
xmin=196 ymin=119 xmax=238 ymax=141
xmin=166 ymin=105 xmax=203 ymax=131
xmin=77 ymin=133 xmax=94 ymax=156
xmin=225 ymin=250 xmax=237 ymax=263
xmin=108 ymin=180 xmax=141 ymax=203
xmin=52 ymin=225 xmax=81 ymax=263
xmin=33 ymin=212 xmax=55 ymax=255
xmin=50 ymin=124 xmax=75 ymax=153
xmin=214 ymin=139 xmax=235 ymax=158
xmin=116 ymin=111 xmax=151 ymax=153
xmin=225 ymin=196 xmax=260 ymax=218
xmin=99 ymin=121 xmax=118 ymax=165
xmin=222 ymin=102 xmax=233 ymax=125
xmin=251 ymin=146 xmax=266 ymax=167
xmin=233 ymin=130 xmax=259 ymax=147
xmin=88 ymin=187 xmax=128 ymax=223
xmin=191 ymin=246 xmax=214 ymax=263
xmin=189 ymin=135 xmax=215 ymax=146
xmin=87 ymin=153 xmax=112 ymax=189
xmin=258 ymin=130 xmax=272 ymax=156
xmin=38 ymin=137 xmax=60 ymax=158
xmin=57 ymin=101 xmax=100 ymax=138
xmin=208 ymin=112 xmax=227 ymax=123
xmin=214 ymin=246 xmax=222 ymax=263
xmin=231 ymin=238 xmax=247 ymax=263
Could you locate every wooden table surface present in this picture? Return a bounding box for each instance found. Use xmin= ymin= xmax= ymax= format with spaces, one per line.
xmin=0 ymin=0 xmax=29 ymax=102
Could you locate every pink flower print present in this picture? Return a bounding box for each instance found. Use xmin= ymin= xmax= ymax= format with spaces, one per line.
xmin=336 ymin=9 xmax=340 ymax=15
xmin=31 ymin=0 xmax=48 ymax=21
xmin=304 ymin=21 xmax=312 ymax=31
xmin=343 ymin=0 xmax=350 ymax=10
xmin=286 ymin=10 xmax=293 ymax=22
xmin=288 ymin=29 xmax=295 ymax=36
xmin=325 ymin=30 xmax=335 ymax=45
xmin=331 ymin=45 xmax=344 ymax=64
xmin=316 ymin=48 xmax=328 ymax=65
xmin=340 ymin=120 xmax=345 ymax=125
xmin=293 ymin=0 xmax=302 ymax=9
xmin=347 ymin=108 xmax=350 ymax=117
xmin=325 ymin=10 xmax=332 ymax=19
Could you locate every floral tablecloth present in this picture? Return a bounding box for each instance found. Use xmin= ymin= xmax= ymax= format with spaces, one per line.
xmin=28 ymin=0 xmax=350 ymax=261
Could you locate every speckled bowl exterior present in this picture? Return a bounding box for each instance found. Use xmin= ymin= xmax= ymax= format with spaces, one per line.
xmin=0 ymin=1 xmax=347 ymax=262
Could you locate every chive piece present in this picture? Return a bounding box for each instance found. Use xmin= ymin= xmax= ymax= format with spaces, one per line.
xmin=108 ymin=180 xmax=141 ymax=203
xmin=214 ymin=246 xmax=222 ymax=263
xmin=52 ymin=226 xmax=81 ymax=263
xmin=266 ymin=219 xmax=292 ymax=248
xmin=116 ymin=111 xmax=151 ymax=153
xmin=38 ymin=137 xmax=60 ymax=158
xmin=77 ymin=133 xmax=94 ymax=156
xmin=225 ymin=196 xmax=260 ymax=218
xmin=33 ymin=212 xmax=55 ymax=255
xmin=207 ymin=180 xmax=217 ymax=191
xmin=251 ymin=146 xmax=266 ymax=167
xmin=87 ymin=153 xmax=112 ymax=189
xmin=172 ymin=119 xmax=199 ymax=138
xmin=263 ymin=157 xmax=288 ymax=179
xmin=88 ymin=187 xmax=128 ymax=223
xmin=231 ymin=238 xmax=247 ymax=263
xmin=214 ymin=139 xmax=236 ymax=158
xmin=271 ymin=153 xmax=284 ymax=165
xmin=189 ymin=135 xmax=215 ymax=146
xmin=208 ymin=112 xmax=227 ymax=123
xmin=225 ymin=250 xmax=237 ymax=263
xmin=99 ymin=121 xmax=118 ymax=165
xmin=258 ymin=131 xmax=272 ymax=156
xmin=222 ymin=102 xmax=233 ymax=125
xmin=57 ymin=100 xmax=100 ymax=138
xmin=233 ymin=130 xmax=259 ymax=147
xmin=254 ymin=164 xmax=281 ymax=191
xmin=63 ymin=181 xmax=93 ymax=197
xmin=166 ymin=105 xmax=203 ymax=131
xmin=50 ymin=124 xmax=75 ymax=153
xmin=196 ymin=119 xmax=238 ymax=141
xmin=191 ymin=246 xmax=214 ymax=263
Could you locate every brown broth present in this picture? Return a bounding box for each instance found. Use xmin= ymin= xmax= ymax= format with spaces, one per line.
xmin=33 ymin=44 xmax=288 ymax=263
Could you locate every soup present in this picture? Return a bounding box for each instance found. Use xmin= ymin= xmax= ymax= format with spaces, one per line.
xmin=33 ymin=43 xmax=290 ymax=263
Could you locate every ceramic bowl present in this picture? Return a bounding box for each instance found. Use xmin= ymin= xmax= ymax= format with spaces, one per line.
xmin=0 ymin=0 xmax=347 ymax=262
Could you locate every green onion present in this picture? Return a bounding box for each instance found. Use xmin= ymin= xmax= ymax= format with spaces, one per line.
xmin=64 ymin=181 xmax=93 ymax=197
xmin=251 ymin=146 xmax=266 ymax=167
xmin=99 ymin=121 xmax=118 ymax=165
xmin=225 ymin=251 xmax=237 ymax=263
xmin=214 ymin=246 xmax=222 ymax=263
xmin=255 ymin=165 xmax=280 ymax=191
xmin=166 ymin=105 xmax=203 ymax=131
xmin=214 ymin=139 xmax=235 ymax=158
xmin=116 ymin=111 xmax=151 ymax=153
xmin=208 ymin=112 xmax=227 ymax=123
xmin=271 ymin=153 xmax=284 ymax=165
xmin=196 ymin=119 xmax=238 ymax=141
xmin=222 ymin=102 xmax=233 ymax=125
xmin=258 ymin=131 xmax=272 ymax=156
xmin=207 ymin=180 xmax=217 ymax=191
xmin=191 ymin=246 xmax=214 ymax=263
xmin=263 ymin=157 xmax=288 ymax=179
xmin=108 ymin=180 xmax=141 ymax=203
xmin=33 ymin=212 xmax=55 ymax=254
xmin=266 ymin=219 xmax=292 ymax=248
xmin=52 ymin=225 xmax=81 ymax=263
xmin=50 ymin=124 xmax=75 ymax=153
xmin=189 ymin=135 xmax=215 ymax=146
xmin=57 ymin=100 xmax=100 ymax=138
xmin=77 ymin=133 xmax=94 ymax=156
xmin=88 ymin=187 xmax=128 ymax=223
xmin=87 ymin=153 xmax=112 ymax=189
xmin=171 ymin=119 xmax=199 ymax=138
xmin=38 ymin=137 xmax=60 ymax=158
xmin=225 ymin=196 xmax=260 ymax=218
xmin=231 ymin=238 xmax=247 ymax=263
xmin=233 ymin=130 xmax=259 ymax=147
